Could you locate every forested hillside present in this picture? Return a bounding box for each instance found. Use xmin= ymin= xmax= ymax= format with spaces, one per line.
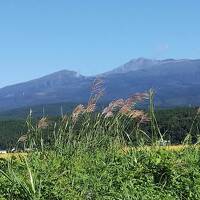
xmin=0 ymin=120 xmax=25 ymax=149
xmin=0 ymin=107 xmax=199 ymax=150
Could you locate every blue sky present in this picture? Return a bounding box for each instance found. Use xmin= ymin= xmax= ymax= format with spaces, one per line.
xmin=0 ymin=0 xmax=200 ymax=87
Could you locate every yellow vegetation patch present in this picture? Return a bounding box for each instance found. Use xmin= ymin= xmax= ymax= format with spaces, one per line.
xmin=122 ymin=145 xmax=193 ymax=153
xmin=162 ymin=145 xmax=186 ymax=151
xmin=0 ymin=153 xmax=27 ymax=159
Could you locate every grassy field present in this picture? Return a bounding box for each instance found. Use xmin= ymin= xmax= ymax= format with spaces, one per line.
xmin=0 ymin=145 xmax=187 ymax=159
xmin=1 ymin=86 xmax=200 ymax=199
xmin=1 ymin=145 xmax=200 ymax=199
xmin=122 ymin=144 xmax=188 ymax=153
xmin=0 ymin=153 xmax=27 ymax=159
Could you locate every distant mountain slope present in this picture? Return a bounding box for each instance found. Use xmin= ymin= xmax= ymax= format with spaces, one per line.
xmin=0 ymin=70 xmax=93 ymax=111
xmin=0 ymin=102 xmax=77 ymax=119
xmin=101 ymin=58 xmax=200 ymax=106
xmin=0 ymin=101 xmax=107 ymax=119
xmin=103 ymin=58 xmax=161 ymax=74
xmin=104 ymin=58 xmax=191 ymax=74
xmin=0 ymin=58 xmax=200 ymax=111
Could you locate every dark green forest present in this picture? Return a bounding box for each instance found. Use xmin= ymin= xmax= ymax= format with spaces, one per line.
xmin=0 ymin=107 xmax=199 ymax=150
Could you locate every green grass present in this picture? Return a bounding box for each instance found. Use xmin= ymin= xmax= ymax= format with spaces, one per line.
xmin=1 ymin=145 xmax=200 ymax=199
xmin=1 ymin=88 xmax=200 ymax=199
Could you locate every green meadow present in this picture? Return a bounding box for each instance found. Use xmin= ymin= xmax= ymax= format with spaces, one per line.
xmin=1 ymin=86 xmax=200 ymax=199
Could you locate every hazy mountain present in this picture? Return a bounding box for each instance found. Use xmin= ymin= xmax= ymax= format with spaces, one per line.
xmin=0 ymin=70 xmax=93 ymax=111
xmin=102 ymin=58 xmax=200 ymax=106
xmin=104 ymin=57 xmax=161 ymax=74
xmin=1 ymin=58 xmax=200 ymax=112
xmin=0 ymin=102 xmax=77 ymax=119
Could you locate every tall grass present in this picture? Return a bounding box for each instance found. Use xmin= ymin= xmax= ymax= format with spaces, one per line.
xmin=18 ymin=79 xmax=157 ymax=151
xmin=1 ymin=80 xmax=200 ymax=199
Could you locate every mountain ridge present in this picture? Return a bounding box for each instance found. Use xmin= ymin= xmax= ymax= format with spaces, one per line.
xmin=1 ymin=58 xmax=200 ymax=111
xmin=103 ymin=58 xmax=198 ymax=75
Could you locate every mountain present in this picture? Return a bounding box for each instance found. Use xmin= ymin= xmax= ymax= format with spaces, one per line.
xmin=0 ymin=58 xmax=200 ymax=112
xmin=102 ymin=58 xmax=200 ymax=107
xmin=104 ymin=58 xmax=161 ymax=74
xmin=0 ymin=70 xmax=93 ymax=111
xmin=0 ymin=102 xmax=77 ymax=119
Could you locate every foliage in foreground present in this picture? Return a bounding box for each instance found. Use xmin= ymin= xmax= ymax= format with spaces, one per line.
xmin=1 ymin=146 xmax=200 ymax=199
xmin=1 ymin=80 xmax=200 ymax=199
xmin=1 ymin=107 xmax=200 ymax=150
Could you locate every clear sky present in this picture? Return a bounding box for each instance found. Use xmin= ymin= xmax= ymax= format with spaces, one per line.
xmin=0 ymin=0 xmax=200 ymax=87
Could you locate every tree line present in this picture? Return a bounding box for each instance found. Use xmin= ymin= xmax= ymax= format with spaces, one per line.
xmin=0 ymin=107 xmax=199 ymax=149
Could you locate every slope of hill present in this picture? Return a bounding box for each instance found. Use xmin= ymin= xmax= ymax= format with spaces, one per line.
xmin=101 ymin=58 xmax=200 ymax=107
xmin=0 ymin=102 xmax=75 ymax=119
xmin=0 ymin=70 xmax=93 ymax=111
xmin=0 ymin=58 xmax=200 ymax=111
